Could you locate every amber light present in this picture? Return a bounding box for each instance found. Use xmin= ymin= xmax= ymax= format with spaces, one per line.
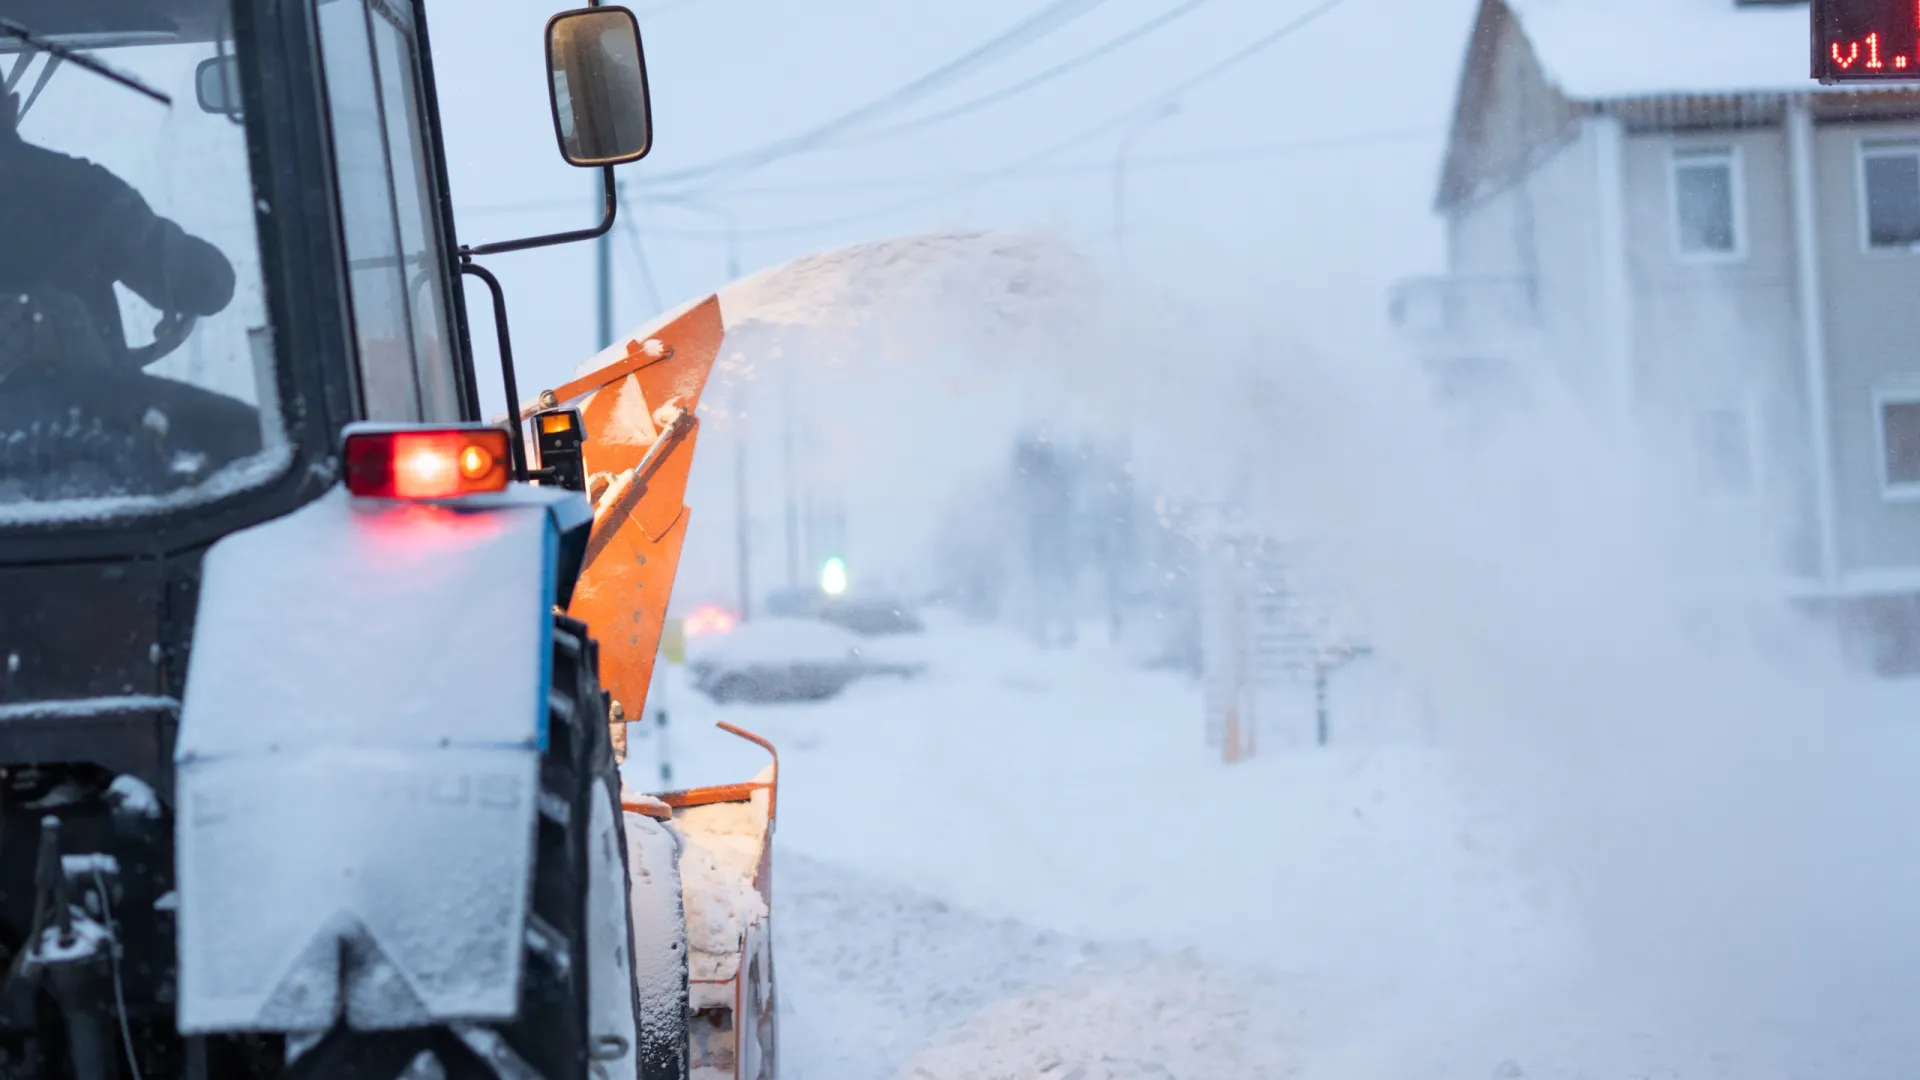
xmin=345 ymin=427 xmax=511 ymax=500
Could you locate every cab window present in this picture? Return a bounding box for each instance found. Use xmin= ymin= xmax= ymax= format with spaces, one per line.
xmin=316 ymin=0 xmax=462 ymax=422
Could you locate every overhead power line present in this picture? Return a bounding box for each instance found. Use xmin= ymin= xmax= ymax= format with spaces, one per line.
xmin=462 ymin=125 xmax=1440 ymax=222
xmin=663 ymin=128 xmax=1437 ymax=240
xmin=637 ymin=0 xmax=1360 ymax=232
xmin=620 ymin=220 xmax=665 ymax=314
xmin=724 ymin=126 xmax=1444 ymax=196
xmin=838 ymin=0 xmax=1213 ymax=147
xmin=641 ymin=0 xmax=1113 ymax=188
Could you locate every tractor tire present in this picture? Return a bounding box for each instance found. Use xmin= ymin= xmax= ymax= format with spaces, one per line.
xmin=285 ymin=616 xmax=663 ymax=1080
xmin=488 ymin=615 xmax=629 ymax=1078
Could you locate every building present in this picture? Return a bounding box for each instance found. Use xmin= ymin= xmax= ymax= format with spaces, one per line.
xmin=1394 ymin=0 xmax=1920 ymax=670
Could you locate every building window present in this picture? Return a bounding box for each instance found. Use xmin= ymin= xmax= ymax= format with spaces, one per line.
xmin=1692 ymin=407 xmax=1756 ymax=497
xmin=1876 ymin=387 xmax=1920 ymax=497
xmin=1861 ymin=142 xmax=1920 ymax=250
xmin=1671 ymin=147 xmax=1743 ymax=260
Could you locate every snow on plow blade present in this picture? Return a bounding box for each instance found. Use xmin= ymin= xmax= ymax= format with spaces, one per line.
xmin=627 ymin=722 xmax=779 ymax=1080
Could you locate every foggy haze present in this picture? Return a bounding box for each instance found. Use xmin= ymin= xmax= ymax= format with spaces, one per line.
xmin=424 ymin=1 xmax=1920 ymax=1075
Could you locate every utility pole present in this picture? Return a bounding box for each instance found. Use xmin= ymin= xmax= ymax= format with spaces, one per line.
xmin=595 ymin=177 xmax=614 ymax=350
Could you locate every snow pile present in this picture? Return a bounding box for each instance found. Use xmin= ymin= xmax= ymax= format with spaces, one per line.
xmin=761 ymin=852 xmax=1314 ymax=1080
xmin=673 ymin=772 xmax=773 ymax=983
xmin=655 ymin=617 xmax=1565 ymax=1068
xmin=898 ymin=955 xmax=1309 ymax=1080
xmin=659 ymin=609 xmax=1920 ymax=1077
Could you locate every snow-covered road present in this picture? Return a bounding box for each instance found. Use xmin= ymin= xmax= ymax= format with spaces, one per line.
xmin=626 ymin=614 xmax=1920 ymax=1079
xmin=773 ymin=852 xmax=1314 ymax=1080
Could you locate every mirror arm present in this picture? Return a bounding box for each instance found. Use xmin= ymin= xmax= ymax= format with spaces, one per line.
xmin=457 ymin=259 xmax=530 ymax=480
xmin=460 ymin=165 xmax=617 ymax=258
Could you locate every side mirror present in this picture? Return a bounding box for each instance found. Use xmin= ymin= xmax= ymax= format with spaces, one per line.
xmin=194 ymin=55 xmax=242 ymax=117
xmin=545 ymin=6 xmax=652 ymax=167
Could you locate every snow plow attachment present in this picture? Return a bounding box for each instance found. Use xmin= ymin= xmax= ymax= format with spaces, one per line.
xmin=626 ymin=722 xmax=779 ymax=1080
xmin=527 ymin=295 xmax=723 ymax=747
xmin=534 ymin=300 xmax=778 ymax=1079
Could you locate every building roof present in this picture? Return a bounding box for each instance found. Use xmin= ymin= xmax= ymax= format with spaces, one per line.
xmin=1507 ymin=0 xmax=1847 ymax=102
xmin=1435 ymin=0 xmax=1920 ymax=208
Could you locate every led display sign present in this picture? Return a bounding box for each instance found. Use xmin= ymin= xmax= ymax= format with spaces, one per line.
xmin=1813 ymin=0 xmax=1920 ymax=83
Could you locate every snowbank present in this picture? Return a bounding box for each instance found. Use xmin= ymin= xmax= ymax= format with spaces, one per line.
xmin=673 ymin=769 xmax=774 ymax=986
xmin=648 ymin=597 xmax=1920 ymax=1075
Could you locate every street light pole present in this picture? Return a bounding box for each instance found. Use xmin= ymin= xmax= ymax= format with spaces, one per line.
xmin=1113 ymin=101 xmax=1182 ymax=261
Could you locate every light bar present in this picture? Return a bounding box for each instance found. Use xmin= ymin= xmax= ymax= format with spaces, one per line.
xmin=344 ymin=427 xmax=512 ymax=500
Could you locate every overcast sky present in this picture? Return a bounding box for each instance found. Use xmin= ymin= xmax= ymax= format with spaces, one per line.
xmin=426 ymin=0 xmax=1479 ymax=379
xmin=422 ymin=0 xmax=1483 ymax=603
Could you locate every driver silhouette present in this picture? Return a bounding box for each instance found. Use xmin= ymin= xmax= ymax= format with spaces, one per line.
xmin=0 ymin=87 xmax=237 ymax=362
xmin=0 ymin=85 xmax=263 ymax=502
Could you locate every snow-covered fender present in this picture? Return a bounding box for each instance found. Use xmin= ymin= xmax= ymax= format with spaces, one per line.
xmin=172 ymin=484 xmax=592 ymax=1034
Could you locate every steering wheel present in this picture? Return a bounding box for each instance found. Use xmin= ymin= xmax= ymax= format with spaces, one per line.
xmin=129 ymin=310 xmax=199 ymax=369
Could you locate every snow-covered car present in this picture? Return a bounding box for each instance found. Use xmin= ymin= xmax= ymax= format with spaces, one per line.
xmin=765 ymin=587 xmax=927 ymax=636
xmin=687 ymin=617 xmax=924 ymax=704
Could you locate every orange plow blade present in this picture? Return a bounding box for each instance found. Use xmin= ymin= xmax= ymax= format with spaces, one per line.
xmin=537 ymin=295 xmax=724 ymax=732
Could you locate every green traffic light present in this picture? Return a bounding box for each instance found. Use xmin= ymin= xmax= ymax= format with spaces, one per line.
xmin=820 ymin=556 xmax=848 ymax=596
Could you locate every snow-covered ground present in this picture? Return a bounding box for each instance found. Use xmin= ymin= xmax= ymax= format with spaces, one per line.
xmin=623 ymin=614 xmax=1920 ymax=1079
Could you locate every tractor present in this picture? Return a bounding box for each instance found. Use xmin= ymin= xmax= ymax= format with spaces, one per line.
xmin=0 ymin=1 xmax=777 ymax=1078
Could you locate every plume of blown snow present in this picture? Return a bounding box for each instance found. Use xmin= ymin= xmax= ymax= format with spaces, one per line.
xmin=615 ymin=226 xmax=1920 ymax=1064
xmin=1161 ymin=308 xmax=1920 ymax=1065
xmin=716 ymin=228 xmax=1101 ymax=340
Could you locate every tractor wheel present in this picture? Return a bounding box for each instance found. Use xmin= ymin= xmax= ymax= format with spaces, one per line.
xmin=285 ymin=616 xmax=655 ymax=1080
xmin=487 ymin=615 xmax=634 ymax=1078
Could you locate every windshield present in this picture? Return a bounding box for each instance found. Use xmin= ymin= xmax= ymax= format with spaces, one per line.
xmin=0 ymin=1 xmax=284 ymax=523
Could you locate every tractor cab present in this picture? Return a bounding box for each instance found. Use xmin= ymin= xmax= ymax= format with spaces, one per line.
xmin=0 ymin=0 xmax=648 ymax=724
xmin=0 ymin=3 xmax=690 ymax=1077
xmin=0 ymin=2 xmax=285 ymax=522
xmin=0 ymin=0 xmax=646 ymax=551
